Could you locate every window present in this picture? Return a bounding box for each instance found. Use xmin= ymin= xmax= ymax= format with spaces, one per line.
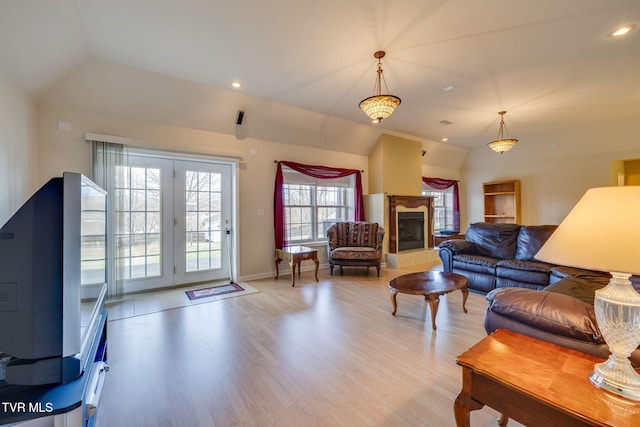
xmin=283 ymin=166 xmax=352 ymax=243
xmin=422 ymin=184 xmax=455 ymax=232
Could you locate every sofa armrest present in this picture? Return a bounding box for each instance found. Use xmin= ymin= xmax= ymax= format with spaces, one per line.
xmin=439 ymin=239 xmax=478 ymax=255
xmin=438 ymin=239 xmax=478 ymax=273
xmin=485 ymin=287 xmax=603 ymax=344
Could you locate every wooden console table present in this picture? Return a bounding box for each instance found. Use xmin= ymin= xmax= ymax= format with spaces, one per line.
xmin=274 ymin=245 xmax=319 ymax=287
xmin=454 ymin=329 xmax=640 ymax=427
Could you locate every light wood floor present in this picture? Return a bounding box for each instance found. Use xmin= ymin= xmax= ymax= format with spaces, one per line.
xmin=96 ymin=264 xmax=523 ymax=427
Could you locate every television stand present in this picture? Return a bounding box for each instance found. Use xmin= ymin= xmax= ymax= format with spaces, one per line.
xmin=0 ymin=308 xmax=108 ymax=427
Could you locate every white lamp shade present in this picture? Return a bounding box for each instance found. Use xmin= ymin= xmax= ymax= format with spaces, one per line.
xmin=535 ymin=186 xmax=640 ymax=275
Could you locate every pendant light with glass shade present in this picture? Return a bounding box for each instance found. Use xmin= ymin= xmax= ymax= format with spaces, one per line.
xmin=359 ymin=51 xmax=401 ymax=123
xmin=488 ymin=111 xmax=518 ymax=154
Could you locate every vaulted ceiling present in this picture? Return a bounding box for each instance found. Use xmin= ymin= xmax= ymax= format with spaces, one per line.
xmin=1 ymin=0 xmax=639 ymax=155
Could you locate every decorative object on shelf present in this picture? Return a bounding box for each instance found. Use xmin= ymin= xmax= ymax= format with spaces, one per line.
xmin=488 ymin=111 xmax=518 ymax=154
xmin=359 ymin=51 xmax=401 ymax=123
xmin=535 ymin=186 xmax=640 ymax=401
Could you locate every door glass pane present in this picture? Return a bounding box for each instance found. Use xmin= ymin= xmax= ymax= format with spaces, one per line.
xmin=184 ymin=170 xmax=223 ymax=272
xmin=115 ymin=165 xmax=162 ymax=279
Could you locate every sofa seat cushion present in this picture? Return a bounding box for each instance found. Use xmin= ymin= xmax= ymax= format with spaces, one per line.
xmin=550 ymin=266 xmax=611 ymax=285
xmin=495 ymin=260 xmax=554 ymax=286
xmin=545 ymin=277 xmax=606 ymax=305
xmin=496 ymin=259 xmax=554 ymax=273
xmin=486 ymin=288 xmax=603 ymax=344
xmin=330 ymin=246 xmax=378 ymax=261
xmin=453 ymin=254 xmax=498 ymax=274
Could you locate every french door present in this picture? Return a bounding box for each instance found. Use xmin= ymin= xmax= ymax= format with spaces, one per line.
xmin=116 ymin=152 xmax=234 ymax=293
xmin=174 ymin=160 xmax=233 ymax=285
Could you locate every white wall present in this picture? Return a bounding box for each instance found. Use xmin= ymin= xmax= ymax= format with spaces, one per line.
xmin=37 ymin=107 xmax=368 ymax=280
xmin=461 ymin=119 xmax=640 ymax=230
xmin=34 ymin=57 xmax=467 ymax=281
xmin=0 ymin=69 xmax=37 ymax=225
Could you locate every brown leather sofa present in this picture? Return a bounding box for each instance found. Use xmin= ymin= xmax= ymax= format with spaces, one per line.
xmin=484 ymin=277 xmax=640 ymax=366
xmin=438 ymin=222 xmax=610 ymax=293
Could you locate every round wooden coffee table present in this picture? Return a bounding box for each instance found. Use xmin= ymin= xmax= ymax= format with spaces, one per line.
xmin=388 ymin=271 xmax=469 ymax=330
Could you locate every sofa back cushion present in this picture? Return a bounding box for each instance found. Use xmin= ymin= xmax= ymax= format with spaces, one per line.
xmin=466 ymin=222 xmax=521 ymax=260
xmin=333 ymin=222 xmax=379 ymax=248
xmin=515 ymin=225 xmax=558 ymax=261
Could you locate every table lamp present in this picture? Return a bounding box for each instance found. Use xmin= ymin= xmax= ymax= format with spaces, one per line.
xmin=535 ymin=186 xmax=640 ymax=401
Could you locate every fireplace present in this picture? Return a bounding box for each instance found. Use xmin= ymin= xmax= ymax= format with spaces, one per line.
xmin=387 ymin=195 xmax=434 ymax=253
xmin=397 ymin=212 xmax=425 ymax=251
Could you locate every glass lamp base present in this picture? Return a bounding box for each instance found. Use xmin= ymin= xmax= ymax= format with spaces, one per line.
xmin=590 ymin=272 xmax=640 ymax=402
xmin=590 ymin=363 xmax=640 ymax=402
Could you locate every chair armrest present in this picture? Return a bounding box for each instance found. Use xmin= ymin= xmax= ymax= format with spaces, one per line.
xmin=374 ymin=227 xmax=385 ymax=251
xmin=326 ymin=224 xmax=338 ymax=250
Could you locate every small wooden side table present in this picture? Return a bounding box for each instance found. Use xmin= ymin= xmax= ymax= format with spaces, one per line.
xmin=454 ymin=329 xmax=640 ymax=427
xmin=433 ymin=233 xmax=465 ymax=247
xmin=274 ymin=245 xmax=319 ymax=287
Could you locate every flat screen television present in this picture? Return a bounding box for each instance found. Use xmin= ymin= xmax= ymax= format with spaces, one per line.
xmin=0 ymin=172 xmax=107 ymax=386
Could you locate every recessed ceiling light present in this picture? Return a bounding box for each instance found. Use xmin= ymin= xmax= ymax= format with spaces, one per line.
xmin=443 ymin=85 xmax=455 ymax=92
xmin=442 ymin=138 xmax=448 ymax=142
xmin=609 ymin=24 xmax=637 ymax=37
xmin=439 ymin=120 xmax=454 ymax=126
xmin=231 ymin=81 xmax=243 ymax=88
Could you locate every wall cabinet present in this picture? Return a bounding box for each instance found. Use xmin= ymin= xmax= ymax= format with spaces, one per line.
xmin=483 ymin=180 xmax=521 ymax=224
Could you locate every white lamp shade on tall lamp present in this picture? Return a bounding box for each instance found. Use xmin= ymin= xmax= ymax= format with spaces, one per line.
xmin=535 ymin=186 xmax=640 ymax=274
xmin=536 ymin=186 xmax=640 ymax=401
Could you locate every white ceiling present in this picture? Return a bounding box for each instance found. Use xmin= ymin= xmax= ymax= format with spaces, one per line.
xmin=1 ymin=0 xmax=639 ymax=152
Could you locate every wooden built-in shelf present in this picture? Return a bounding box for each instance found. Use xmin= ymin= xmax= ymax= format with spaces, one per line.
xmin=483 ymin=180 xmax=521 ymax=224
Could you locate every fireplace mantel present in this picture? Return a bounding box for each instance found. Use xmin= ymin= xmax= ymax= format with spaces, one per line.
xmin=388 ymin=195 xmax=434 ymax=253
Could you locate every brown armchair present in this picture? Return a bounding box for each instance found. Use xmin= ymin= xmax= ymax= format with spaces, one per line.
xmin=326 ymin=222 xmax=385 ymax=276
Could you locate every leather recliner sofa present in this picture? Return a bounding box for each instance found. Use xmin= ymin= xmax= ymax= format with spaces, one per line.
xmin=438 ymin=222 xmax=610 ymax=293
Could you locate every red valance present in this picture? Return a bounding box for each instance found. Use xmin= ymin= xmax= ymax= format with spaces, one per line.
xmin=422 ymin=177 xmax=460 ymax=231
xmin=274 ymin=161 xmax=364 ymax=249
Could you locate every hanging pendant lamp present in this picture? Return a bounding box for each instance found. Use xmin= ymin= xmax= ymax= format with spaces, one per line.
xmin=359 ymin=51 xmax=401 ymax=123
xmin=488 ymin=111 xmax=518 ymax=154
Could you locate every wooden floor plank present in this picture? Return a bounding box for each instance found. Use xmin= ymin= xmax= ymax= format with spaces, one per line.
xmin=97 ymin=264 xmax=523 ymax=426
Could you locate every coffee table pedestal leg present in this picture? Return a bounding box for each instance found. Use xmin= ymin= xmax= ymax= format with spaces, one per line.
xmin=425 ymin=294 xmax=441 ymax=331
xmin=390 ymin=289 xmax=399 ymax=316
xmin=461 ymin=287 xmax=469 ymax=313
